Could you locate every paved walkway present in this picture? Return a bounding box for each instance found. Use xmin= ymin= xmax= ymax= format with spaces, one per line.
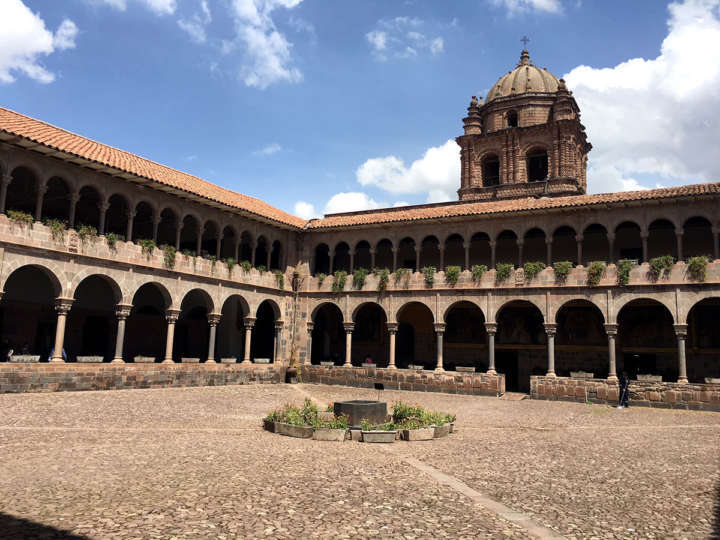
xmin=0 ymin=384 xmax=718 ymax=539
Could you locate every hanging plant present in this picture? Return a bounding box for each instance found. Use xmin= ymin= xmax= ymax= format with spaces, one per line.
xmin=225 ymin=257 xmax=236 ymax=275
xmin=495 ymin=263 xmax=513 ymax=283
xmin=161 ymin=244 xmax=176 ymax=269
xmin=256 ymin=264 xmax=266 ymax=274
xmin=274 ymin=269 xmax=285 ymax=289
xmin=687 ymin=255 xmax=709 ymax=282
xmin=138 ymin=239 xmax=156 ymax=260
xmin=7 ymin=210 xmax=33 ymax=228
xmin=376 ymin=268 xmax=390 ymax=292
xmin=352 ymin=267 xmax=369 ymax=289
xmin=182 ymin=248 xmax=193 ymax=258
xmin=553 ymin=261 xmax=573 ymax=284
xmin=317 ymin=272 xmax=327 ymax=286
xmin=649 ymin=255 xmax=674 ymax=281
xmin=616 ymin=259 xmax=634 ymax=286
xmin=77 ymin=224 xmax=98 ymax=244
xmin=471 ymin=264 xmax=488 ymax=282
xmin=587 ymin=261 xmax=606 ymax=286
xmin=208 ymin=255 xmax=217 ymax=272
xmin=106 ymin=232 xmax=119 ymax=251
xmin=332 ymin=270 xmax=347 ymax=292
xmin=422 ymin=266 xmax=436 ymax=288
xmin=523 ymin=261 xmax=546 ymax=282
xmin=240 ymin=260 xmax=252 ymax=273
xmin=44 ymin=219 xmax=66 ymax=242
xmin=444 ymin=265 xmax=461 ymax=287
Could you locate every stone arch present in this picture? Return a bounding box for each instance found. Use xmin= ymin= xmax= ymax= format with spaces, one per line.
xmin=397 ymin=237 xmax=417 ymax=271
xmin=444 ymin=233 xmax=465 ymax=268
xmin=179 ymin=214 xmax=200 ymax=254
xmin=352 ymin=301 xmax=387 ymax=322
xmin=125 ymin=281 xmax=172 ymax=362
xmin=352 ymin=301 xmax=388 ymax=366
xmin=311 ymin=301 xmax=344 ymax=323
xmin=252 ymin=299 xmax=280 ymax=362
xmin=419 ymin=235 xmax=441 ymax=269
xmin=443 ymin=300 xmax=487 ymax=371
xmin=311 ymin=302 xmax=344 ymax=365
xmin=69 ymin=272 xmax=122 ymax=304
xmin=396 ymin=301 xmax=435 ymax=369
xmin=157 ymin=207 xmax=179 ymax=247
xmin=522 ymin=227 xmax=547 ymax=264
xmin=313 ymin=243 xmax=330 ymax=275
xmin=332 ymin=241 xmax=351 ymax=273
xmin=469 ymin=231 xmax=492 ymax=268
xmin=554 ymin=299 xmax=608 ymax=378
xmin=647 ymin=218 xmax=677 ymax=260
xmin=42 ymin=176 xmax=72 ymax=222
xmin=132 ymin=201 xmax=155 ymax=242
xmin=74 ymin=185 xmax=102 ymax=229
xmin=442 ymin=299 xmax=485 ymax=323
xmin=582 ymin=223 xmax=609 ymax=265
xmin=6 ymin=165 xmax=39 ymax=215
xmin=495 ymin=230 xmax=519 ymax=266
xmin=105 ymin=193 xmax=130 ymax=238
xmin=201 ymin=220 xmax=220 ymax=257
xmin=216 ymin=294 xmax=250 ymax=362
xmin=683 ymin=216 xmax=714 ymax=259
xmin=239 ymin=230 xmax=254 ymax=262
xmin=552 ymin=225 xmax=577 ymax=265
xmin=1 ymin=261 xmax=63 ymax=298
xmin=257 ymin=298 xmax=282 ymax=321
xmin=179 ymin=287 xmax=214 ymax=314
xmin=220 ymin=225 xmax=238 ymax=261
xmin=354 ymin=240 xmax=372 ymax=270
xmin=495 ymin=299 xmax=546 ymax=392
xmin=375 ymin=238 xmax=394 ymax=270
xmin=686 ymin=296 xmax=720 ymax=382
xmin=130 ymin=280 xmax=173 ymax=310
xmin=612 ymin=294 xmax=675 ymax=324
xmin=175 ymin=288 xmax=213 ymax=362
xmin=614 ymin=221 xmax=643 ymax=262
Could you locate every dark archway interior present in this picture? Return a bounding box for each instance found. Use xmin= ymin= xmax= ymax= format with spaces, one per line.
xmin=42 ymin=177 xmax=70 ymax=223
xmin=555 ymin=301 xmax=607 ymax=378
xmin=396 ymin=302 xmax=434 ymax=369
xmin=496 ymin=230 xmax=518 ymax=266
xmin=105 ymin=194 xmax=128 ymax=238
xmin=614 ymin=221 xmax=642 ymax=261
xmin=179 ymin=215 xmax=199 ymax=254
xmin=397 ymin=238 xmax=416 ymax=271
xmin=523 ymin=228 xmax=546 ymax=263
xmin=333 ymin=242 xmax=350 ymax=273
xmin=254 ymin=236 xmax=268 ymax=268
xmin=221 ymin=226 xmax=237 ymax=261
xmin=217 ymin=296 xmax=247 ymax=362
xmin=252 ymin=301 xmax=277 ymax=361
xmin=157 ymin=208 xmax=177 ymax=247
xmin=75 ymin=186 xmax=101 ymax=229
xmin=355 ymin=241 xmax=371 ymax=270
xmin=201 ymin=221 xmax=219 ymax=258
xmin=314 ymin=244 xmax=330 ymax=275
xmin=126 ymin=283 xmax=167 ymax=362
xmin=132 ymin=202 xmax=154 ymax=242
xmin=6 ymin=167 xmax=37 ymax=215
xmin=175 ymin=290 xmax=209 ymax=361
xmin=444 ymin=234 xmax=464 ymax=268
xmin=444 ymin=301 xmax=486 ymax=371
xmin=552 ymin=226 xmax=576 ymax=264
xmin=684 ymin=216 xmax=714 ymax=259
xmin=647 ymin=219 xmax=677 ymax=260
xmin=239 ymin=232 xmax=253 ymax=263
xmin=469 ymin=232 xmax=491 ymax=268
xmin=270 ymin=240 xmax=282 ymax=270
xmin=687 ymin=298 xmax=720 ymax=382
xmin=482 ymin=154 xmax=500 ymax=187
xmin=583 ymin=224 xmax=609 ymax=265
xmin=527 ymin=148 xmax=548 ymax=182
xmin=311 ymin=304 xmax=344 ymax=364
xmin=67 ymin=276 xmax=117 ymax=362
xmin=496 ymin=301 xmax=546 ymax=392
xmin=375 ymin=239 xmax=393 ymax=270
xmin=420 ymin=236 xmax=440 ymax=269
xmin=352 ymin=303 xmax=387 ymax=366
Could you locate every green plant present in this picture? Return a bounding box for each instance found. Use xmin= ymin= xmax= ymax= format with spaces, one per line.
xmin=7 ymin=209 xmax=33 ymax=228
xmin=377 ymin=268 xmax=390 ymax=292
xmin=360 ymin=418 xmax=373 ymax=432
xmin=495 ymin=263 xmax=513 ymax=283
xmin=616 ymin=258 xmax=634 ymax=286
xmin=326 ymin=403 xmax=334 ymax=412
xmin=76 ymin=224 xmax=98 ymax=243
xmin=274 ymin=269 xmax=285 ymax=289
xmin=553 ymin=261 xmax=573 ymax=283
xmin=471 ymin=264 xmax=487 ymax=282
xmin=444 ymin=413 xmax=456 ymax=424
xmin=257 ymin=264 xmax=266 ymax=273
xmin=301 ymin=398 xmax=319 ymax=424
xmin=138 ymin=238 xmax=156 ymax=259
xmin=587 ymin=261 xmax=606 ymax=286
xmin=181 ymin=248 xmax=192 ymax=258
xmin=687 ymin=255 xmax=709 ymax=282
xmin=444 ymin=265 xmax=461 ymax=287
xmin=422 ymin=266 xmax=436 ymax=288
xmin=352 ymin=267 xmax=369 ymax=289
xmin=649 ymin=255 xmax=674 ymax=281
xmin=106 ymin=232 xmax=120 ymax=250
xmin=317 ymin=272 xmax=327 ymax=286
xmin=523 ymin=261 xmax=546 ymax=281
xmin=44 ymin=219 xmax=66 ymax=241
xmin=240 ymin=260 xmax=252 ymax=273
xmin=394 ymin=267 xmax=410 ymax=288
xmin=161 ymin=244 xmax=176 ymax=269
xmin=332 ymin=270 xmax=347 ymax=292
xmin=225 ymin=257 xmax=236 ymax=274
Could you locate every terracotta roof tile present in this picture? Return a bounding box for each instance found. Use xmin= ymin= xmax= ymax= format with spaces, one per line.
xmin=0 ymin=107 xmax=305 ymax=229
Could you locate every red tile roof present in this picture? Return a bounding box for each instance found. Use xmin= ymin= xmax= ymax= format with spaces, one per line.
xmin=0 ymin=106 xmax=306 ymax=228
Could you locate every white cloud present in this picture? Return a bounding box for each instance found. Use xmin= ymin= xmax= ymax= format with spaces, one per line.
xmin=294 ymin=201 xmax=318 ymax=220
xmin=323 ymin=192 xmax=383 ymax=214
xmin=0 ymin=1 xmax=78 ymax=84
xmin=357 ymin=139 xmax=460 ymax=203
xmin=366 ymin=17 xmax=445 ymax=61
xmin=491 ymin=0 xmax=562 ymax=14
xmin=87 ymin=0 xmax=127 ymax=9
xmin=565 ymin=0 xmax=720 ymax=192
xmin=178 ymin=0 xmax=211 ymax=43
xmin=86 ymin=0 xmax=175 ymax=14
xmin=253 ymin=143 xmax=282 ymax=156
xmin=227 ymin=0 xmax=304 ymax=89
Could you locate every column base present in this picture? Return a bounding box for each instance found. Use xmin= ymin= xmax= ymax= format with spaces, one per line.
xmin=111 ymin=357 xmax=124 ymax=363
xmin=434 ymin=367 xmax=445 ymax=373
xmin=677 ymin=377 xmax=688 ymax=384
xmin=241 ymin=359 xmax=251 ymax=364
xmin=545 ymin=371 xmax=556 ymax=378
xmin=386 ymin=364 xmax=397 ymax=370
xmin=49 ymin=357 xmax=64 ymax=363
xmin=606 ymin=375 xmax=618 ymax=382
xmin=206 ymin=359 xmax=217 ymax=364
xmin=162 ymin=358 xmax=173 ymax=364
xmin=343 ymin=362 xmax=352 ymax=368
xmin=487 ymin=368 xmax=497 ymax=375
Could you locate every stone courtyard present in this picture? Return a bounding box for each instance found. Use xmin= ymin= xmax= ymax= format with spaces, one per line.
xmin=1 ymin=384 xmax=719 ymax=539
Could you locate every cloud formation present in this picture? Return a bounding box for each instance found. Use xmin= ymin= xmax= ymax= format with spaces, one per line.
xmin=88 ymin=0 xmax=176 ymax=15
xmin=178 ymin=0 xmax=211 ymax=43
xmin=0 ymin=0 xmax=77 ymax=84
xmin=491 ymin=0 xmax=562 ymax=15
xmin=253 ymin=143 xmax=282 ymax=156
xmin=366 ymin=17 xmax=444 ymax=61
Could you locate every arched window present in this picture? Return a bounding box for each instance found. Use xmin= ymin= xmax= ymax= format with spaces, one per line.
xmin=507 ymin=111 xmax=518 ymax=128
xmin=482 ymin=154 xmax=500 ymax=187
xmin=527 ymin=148 xmax=548 ymax=182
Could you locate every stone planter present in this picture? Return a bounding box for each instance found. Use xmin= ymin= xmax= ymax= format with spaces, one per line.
xmin=318 ymin=411 xmax=335 ymax=422
xmin=320 ymin=361 xmax=334 ymax=367
xmin=76 ymin=356 xmax=104 ymax=363
xmin=637 ymin=374 xmax=662 ymax=382
xmin=133 ymin=356 xmax=155 ymax=363
xmin=361 ymin=363 xmax=375 ymax=368
xmin=10 ymin=355 xmax=40 ymax=363
xmin=456 ymin=366 xmax=476 ymax=373
xmin=570 ymin=371 xmax=594 ymax=379
xmin=705 ymin=378 xmax=720 ymax=384
xmin=254 ymin=358 xmax=271 ymax=364
xmin=401 ymin=427 xmax=435 ymax=441
xmin=276 ymin=423 xmax=313 ymax=439
xmin=361 ymin=430 xmax=397 ymax=443
xmin=313 ymin=428 xmax=346 ymax=442
xmin=181 ymin=357 xmax=200 ymax=363
xmin=449 ymin=422 xmax=455 ymax=433
xmin=408 ymin=365 xmax=425 ymax=371
xmin=220 ymin=357 xmax=237 ymax=364
xmin=263 ymin=419 xmax=278 ymax=433
xmin=433 ymin=423 xmax=451 ymax=438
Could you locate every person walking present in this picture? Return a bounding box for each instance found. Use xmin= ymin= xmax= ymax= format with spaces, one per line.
xmin=618 ymin=371 xmax=630 ymax=409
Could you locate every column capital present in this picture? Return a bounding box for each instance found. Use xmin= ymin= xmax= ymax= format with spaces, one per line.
xmin=604 ymin=323 xmax=618 ymax=336
xmin=516 ymin=239 xmax=524 ymax=247
xmin=607 ymin=232 xmax=615 ymax=241
xmin=70 ymin=192 xmax=81 ymax=204
xmin=1 ymin=173 xmax=12 ymax=186
xmin=38 ymin=183 xmax=48 ymax=195
xmin=434 ymin=323 xmax=446 ymax=334
xmin=243 ymin=316 xmax=256 ymax=329
xmin=115 ymin=304 xmax=132 ymax=319
xmin=462 ymin=241 xmax=470 ymax=249
xmin=343 ymin=322 xmax=355 ymax=333
xmin=545 ymin=237 xmax=553 ymax=245
xmin=54 ymin=298 xmax=74 ymax=314
xmin=100 ymin=201 xmax=111 ymax=213
xmin=386 ymin=322 xmax=398 ymax=333
xmin=165 ymin=309 xmax=180 ymax=323
xmin=369 ymin=248 xmax=375 ymax=255
xmin=544 ymin=323 xmax=557 ymax=336
xmin=485 ymin=322 xmax=498 ymax=335
xmin=208 ymin=313 xmax=221 ymax=326
xmin=675 ymin=230 xmax=684 ymax=237
xmin=673 ymin=323 xmax=688 ymax=338
xmin=306 ymin=322 xmax=314 ymax=333
xmin=575 ymin=234 xmax=584 ymax=242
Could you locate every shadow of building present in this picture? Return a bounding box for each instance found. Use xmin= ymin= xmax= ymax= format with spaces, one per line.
xmin=0 ymin=513 xmax=88 ymax=540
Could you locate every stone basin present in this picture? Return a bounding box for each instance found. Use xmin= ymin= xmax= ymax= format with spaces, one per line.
xmin=334 ymin=400 xmax=387 ymax=428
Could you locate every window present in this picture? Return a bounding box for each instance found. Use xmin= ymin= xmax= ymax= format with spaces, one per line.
xmin=482 ymin=154 xmax=500 ymax=187
xmin=527 ymin=148 xmax=548 ymax=182
xmin=507 ymin=111 xmax=518 ymax=128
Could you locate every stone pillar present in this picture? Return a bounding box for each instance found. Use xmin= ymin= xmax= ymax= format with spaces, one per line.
xmin=112 ymin=304 xmax=132 ymax=363
xmin=234 ymin=241 xmax=240 ymax=262
xmin=545 ymin=239 xmax=552 ymax=267
xmin=125 ymin=210 xmax=135 ymax=242
xmin=517 ymin=240 xmax=524 ymax=267
xmin=485 ymin=322 xmax=497 ymax=374
xmin=343 ymin=323 xmax=354 ymax=366
xmin=575 ymin=234 xmax=583 ymax=266
xmin=51 ymin=298 xmax=73 ymax=362
xmin=463 ymin=241 xmax=470 ymax=271
xmin=544 ymin=323 xmax=557 ymax=377
xmin=207 ymin=313 xmax=221 ymax=363
xmin=607 ymin=233 xmax=615 ymax=263
xmin=216 ymin=233 xmax=223 ymax=259
xmin=163 ymin=309 xmax=180 ymax=363
xmin=641 ymin=233 xmax=648 ymax=264
xmin=676 ymin=232 xmax=684 ymax=262
xmin=392 ymin=248 xmax=398 ymax=272
xmin=0 ymin=173 xmax=12 ymax=213
xmin=175 ymin=222 xmax=183 ymax=250
xmin=273 ymin=321 xmax=284 ymax=362
xmin=438 ymin=247 xmax=445 ymax=272
xmin=265 ymin=244 xmax=271 ymax=269
xmin=250 ymin=241 xmax=256 ymax=266
xmin=329 ymin=251 xmax=335 ymax=274
xmin=713 ymin=228 xmax=719 ymax=261
xmin=242 ymin=317 xmax=255 ymax=363
xmin=197 ymin=225 xmax=204 ymax=257
xmin=434 ymin=323 xmax=446 ymax=372
xmin=306 ymin=322 xmax=314 ymax=364
xmin=69 ymin=193 xmax=80 ymax=228
xmin=349 ymin=251 xmax=355 ymax=273
xmin=152 ymin=216 xmax=160 ymax=243
xmin=98 ymin=201 xmax=109 ymax=236
xmin=34 ymin=183 xmax=47 ymax=222
xmin=605 ymin=323 xmax=618 ymax=381
xmin=414 ymin=246 xmax=420 ymax=272
xmin=674 ymin=324 xmax=688 ymax=383
xmin=490 ymin=241 xmax=496 ymax=268
xmin=369 ymin=248 xmax=376 ymax=269
xmin=387 ymin=322 xmax=397 ymax=369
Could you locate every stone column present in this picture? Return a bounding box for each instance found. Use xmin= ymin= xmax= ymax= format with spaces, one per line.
xmin=98 ymin=201 xmax=109 ymax=235
xmin=414 ymin=247 xmax=420 ymax=272
xmin=273 ymin=321 xmax=284 ymax=362
xmin=69 ymin=193 xmax=80 ymax=228
xmin=369 ymin=248 xmax=376 ymax=269
xmin=216 ymin=233 xmax=223 ymax=259
xmin=575 ymin=234 xmax=583 ymax=266
xmin=713 ymin=228 xmax=719 ymax=261
xmin=125 ymin=210 xmax=135 ymax=242
xmin=207 ymin=313 xmax=221 ymax=363
xmin=607 ymin=233 xmax=615 ymax=263
xmin=34 ymin=183 xmax=47 ymax=222
xmin=517 ymin=240 xmax=524 ymax=267
xmin=349 ymin=251 xmax=355 ymax=273
xmin=50 ymin=298 xmax=73 ymax=362
xmin=463 ymin=241 xmax=470 ymax=271
xmin=604 ymin=323 xmax=618 ymax=381
xmin=0 ymin=173 xmax=12 ymax=213
xmin=676 ymin=232 xmax=684 ymax=262
xmin=641 ymin=233 xmax=648 ymax=264
xmin=112 ymin=304 xmax=132 ymax=363
xmin=306 ymin=322 xmax=314 ymax=364
xmin=434 ymin=323 xmax=446 ymax=372
xmin=163 ymin=309 xmax=180 ymax=363
xmin=438 ymin=247 xmax=445 ymax=272
xmin=234 ymin=241 xmax=240 ymax=262
xmin=343 ymin=323 xmax=354 ymax=366
xmin=242 ymin=317 xmax=255 ymax=363
xmin=329 ymin=250 xmax=335 ymax=274
xmin=175 ymin=222 xmax=183 ymax=250
xmin=485 ymin=322 xmax=497 ymax=374
xmin=152 ymin=216 xmax=160 ymax=243
xmin=392 ymin=248 xmax=398 ymax=272
xmin=544 ymin=323 xmax=557 ymax=377
xmin=490 ymin=241 xmax=497 ymax=268
xmin=265 ymin=245 xmax=271 ymax=269
xmin=545 ymin=239 xmax=552 ymax=267
xmin=250 ymin=241 xmax=256 ymax=266
xmin=674 ymin=324 xmax=688 ymax=383
xmin=387 ymin=322 xmax=397 ymax=369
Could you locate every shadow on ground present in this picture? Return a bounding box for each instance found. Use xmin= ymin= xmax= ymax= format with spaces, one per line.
xmin=713 ymin=471 xmax=720 ymax=539
xmin=0 ymin=513 xmax=88 ymax=539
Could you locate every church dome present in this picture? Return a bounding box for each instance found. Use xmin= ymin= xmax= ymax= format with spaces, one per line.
xmin=485 ymin=50 xmax=560 ymax=103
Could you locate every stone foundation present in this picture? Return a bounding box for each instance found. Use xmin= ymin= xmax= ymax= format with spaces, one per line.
xmin=302 ymin=365 xmax=504 ymax=396
xmin=531 ymin=376 xmax=720 ymax=411
xmin=0 ymin=363 xmax=285 ymax=394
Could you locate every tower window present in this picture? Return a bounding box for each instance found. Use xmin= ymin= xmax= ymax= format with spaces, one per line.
xmin=482 ymin=154 xmax=500 ymax=187
xmin=507 ymin=111 xmax=518 ymax=128
xmin=527 ymin=148 xmax=549 ymax=182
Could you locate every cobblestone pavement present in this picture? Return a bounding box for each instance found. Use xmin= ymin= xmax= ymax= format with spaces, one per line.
xmin=0 ymin=384 xmax=718 ymax=539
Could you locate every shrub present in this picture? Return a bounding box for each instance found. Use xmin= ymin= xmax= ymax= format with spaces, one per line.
xmin=182 ymin=248 xmax=193 ymax=258
xmin=138 ymin=238 xmax=156 ymax=259
xmin=352 ymin=267 xmax=369 ymax=289
xmin=208 ymin=255 xmax=217 ymax=272
xmin=551 ymin=261 xmax=572 ymax=283
xmin=106 ymin=232 xmax=120 ymax=250
xmin=445 ymin=265 xmax=461 ymax=287
xmin=495 ymin=263 xmax=513 ymax=283
xmin=394 ymin=268 xmax=410 ymax=288
xmin=471 ymin=264 xmax=487 ymax=282
xmin=225 ymin=257 xmax=236 ymax=275
xmin=7 ymin=209 xmax=33 ymax=228
xmin=332 ymin=270 xmax=347 ymax=292
xmin=376 ymin=268 xmax=390 ymax=292
xmin=274 ymin=269 xmax=285 ymax=289
xmin=76 ymin=224 xmax=97 ymax=244
xmin=687 ymin=255 xmax=709 ymax=282
xmin=240 ymin=260 xmax=252 ymax=273
xmin=422 ymin=266 xmax=436 ymax=288
xmin=616 ymin=258 xmax=634 ymax=286
xmin=256 ymin=265 xmax=266 ymax=274
xmin=649 ymin=255 xmax=674 ymax=281
xmin=161 ymin=244 xmax=176 ymax=269
xmin=523 ymin=261 xmax=546 ymax=282
xmin=587 ymin=261 xmax=606 ymax=286
xmin=44 ymin=219 xmax=66 ymax=242
xmin=317 ymin=272 xmax=327 ymax=286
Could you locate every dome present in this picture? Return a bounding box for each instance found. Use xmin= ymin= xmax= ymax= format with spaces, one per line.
xmin=485 ymin=50 xmax=560 ymax=103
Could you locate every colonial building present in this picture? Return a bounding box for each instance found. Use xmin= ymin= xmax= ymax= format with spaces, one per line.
xmin=0 ymin=49 xmax=718 ymax=407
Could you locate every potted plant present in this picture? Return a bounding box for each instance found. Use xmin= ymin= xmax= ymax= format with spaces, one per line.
xmin=360 ymin=419 xmax=397 ymax=443
xmin=399 ymin=418 xmax=435 ymax=441
xmin=263 ymin=408 xmax=283 ymax=433
xmin=276 ymin=406 xmax=314 ymax=438
xmin=312 ymin=413 xmax=349 ymax=442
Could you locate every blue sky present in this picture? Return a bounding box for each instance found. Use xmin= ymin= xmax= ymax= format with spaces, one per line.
xmin=2 ymin=0 xmax=719 ymax=218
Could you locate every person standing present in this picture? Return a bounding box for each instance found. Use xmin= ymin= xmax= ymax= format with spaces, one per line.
xmin=618 ymin=371 xmax=630 ymax=408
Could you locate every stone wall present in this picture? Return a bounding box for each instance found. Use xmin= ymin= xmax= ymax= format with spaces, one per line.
xmin=531 ymin=375 xmax=720 ymax=411
xmin=301 ymin=365 xmax=505 ymax=396
xmin=0 ymin=363 xmax=285 ymax=394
